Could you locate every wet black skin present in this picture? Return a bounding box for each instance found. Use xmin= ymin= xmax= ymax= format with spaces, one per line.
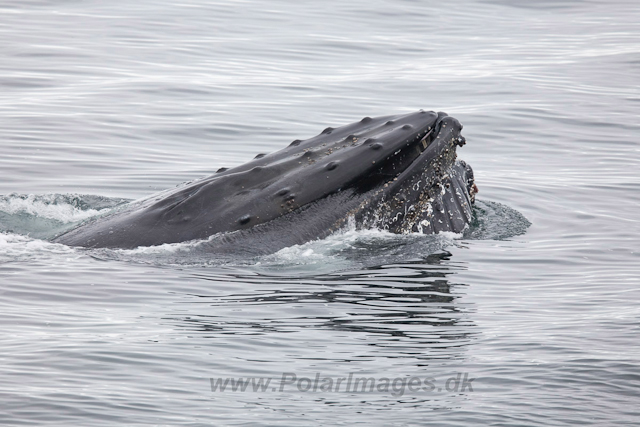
xmin=53 ymin=110 xmax=477 ymax=252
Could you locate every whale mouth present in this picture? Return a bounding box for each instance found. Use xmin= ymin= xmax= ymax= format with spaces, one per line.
xmin=346 ymin=113 xmax=476 ymax=235
xmin=355 ymin=115 xmax=468 ymax=196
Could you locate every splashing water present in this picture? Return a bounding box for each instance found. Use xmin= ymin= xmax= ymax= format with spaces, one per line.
xmin=0 ymin=194 xmax=129 ymax=240
xmin=0 ymin=193 xmax=529 ymax=268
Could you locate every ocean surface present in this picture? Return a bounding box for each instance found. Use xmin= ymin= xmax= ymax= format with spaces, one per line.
xmin=1 ymin=0 xmax=639 ymax=425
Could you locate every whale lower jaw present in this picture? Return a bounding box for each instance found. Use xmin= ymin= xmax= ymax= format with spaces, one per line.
xmin=204 ymin=159 xmax=474 ymax=256
xmin=329 ymin=159 xmax=475 ymax=236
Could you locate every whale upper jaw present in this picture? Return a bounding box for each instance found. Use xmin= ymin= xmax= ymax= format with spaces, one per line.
xmin=52 ymin=110 xmax=476 ymax=249
xmin=325 ymin=111 xmax=476 ymax=235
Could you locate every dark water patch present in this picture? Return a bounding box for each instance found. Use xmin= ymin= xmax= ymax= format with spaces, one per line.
xmin=0 ymin=77 xmax=58 ymax=89
xmin=464 ymin=200 xmax=531 ymax=241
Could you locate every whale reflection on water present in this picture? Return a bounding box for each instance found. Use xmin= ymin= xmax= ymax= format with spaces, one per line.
xmin=164 ymin=253 xmax=477 ymax=361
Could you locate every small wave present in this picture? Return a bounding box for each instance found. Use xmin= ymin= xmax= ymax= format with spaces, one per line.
xmin=0 ymin=193 xmax=128 ymax=223
xmin=238 ymin=226 xmax=466 ymax=272
xmin=85 ymin=225 xmax=462 ymax=271
xmin=83 ymin=200 xmax=528 ymax=269
xmin=0 ymin=232 xmax=75 ymax=263
xmin=0 ymin=193 xmax=529 ymax=268
xmin=0 ymin=193 xmax=129 ymax=240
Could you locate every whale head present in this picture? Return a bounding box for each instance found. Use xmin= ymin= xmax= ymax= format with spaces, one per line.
xmin=53 ymin=110 xmax=477 ymax=249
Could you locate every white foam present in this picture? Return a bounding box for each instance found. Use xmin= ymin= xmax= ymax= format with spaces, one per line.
xmin=438 ymin=230 xmax=464 ymax=240
xmin=78 ymin=219 xmax=464 ymax=267
xmin=0 ymin=194 xmax=105 ymax=223
xmin=0 ymin=232 xmax=75 ymax=260
xmin=267 ymin=227 xmax=403 ymax=265
xmin=115 ymin=239 xmax=202 ymax=255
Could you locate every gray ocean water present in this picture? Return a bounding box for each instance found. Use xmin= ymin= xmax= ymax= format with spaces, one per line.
xmin=1 ymin=0 xmax=639 ymax=425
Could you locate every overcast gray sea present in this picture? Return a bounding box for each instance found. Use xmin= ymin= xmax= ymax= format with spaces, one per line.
xmin=1 ymin=0 xmax=639 ymax=425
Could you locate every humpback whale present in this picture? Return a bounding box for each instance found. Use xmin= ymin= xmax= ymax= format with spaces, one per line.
xmin=53 ymin=110 xmax=477 ymax=253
